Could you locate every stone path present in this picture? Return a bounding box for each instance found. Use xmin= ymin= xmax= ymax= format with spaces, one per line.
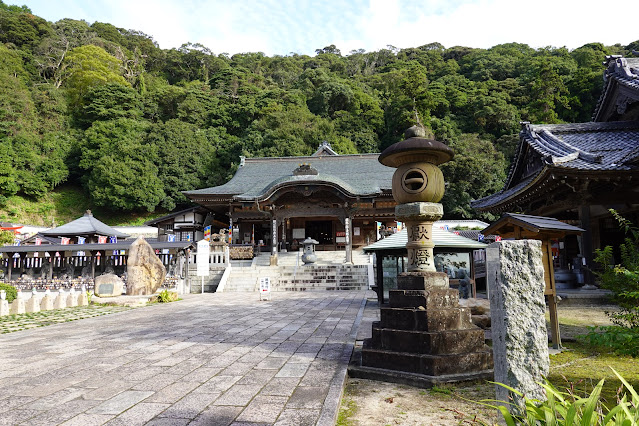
xmin=0 ymin=291 xmax=368 ymax=425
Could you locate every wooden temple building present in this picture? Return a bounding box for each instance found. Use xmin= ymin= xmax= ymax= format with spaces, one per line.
xmin=472 ymin=56 xmax=639 ymax=284
xmin=181 ymin=142 xmax=397 ymax=262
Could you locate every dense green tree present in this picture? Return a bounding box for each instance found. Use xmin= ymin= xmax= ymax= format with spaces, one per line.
xmin=79 ymin=119 xmax=163 ymax=211
xmin=62 ymin=44 xmax=129 ymax=108
xmin=441 ymin=133 xmax=507 ymax=220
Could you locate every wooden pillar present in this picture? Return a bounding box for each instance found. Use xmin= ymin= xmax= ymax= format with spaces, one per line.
xmin=91 ymin=251 xmax=96 ymax=280
xmin=7 ymin=254 xmax=12 ymax=281
xmin=376 ymin=251 xmax=385 ymax=303
xmin=578 ymin=205 xmax=594 ymax=286
xmin=48 ymin=252 xmax=54 ymax=280
xmin=345 ymin=216 xmax=353 ymax=264
xmin=542 ymin=239 xmax=561 ymax=349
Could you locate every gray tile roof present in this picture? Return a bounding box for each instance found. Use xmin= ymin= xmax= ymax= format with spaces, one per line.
xmin=482 ymin=213 xmax=585 ymax=236
xmin=40 ymin=212 xmax=129 ymax=238
xmin=363 ymin=227 xmax=486 ymax=252
xmin=472 ymin=121 xmax=639 ymax=210
xmin=593 ymin=56 xmax=639 ymax=122
xmin=184 ymin=154 xmax=395 ymax=201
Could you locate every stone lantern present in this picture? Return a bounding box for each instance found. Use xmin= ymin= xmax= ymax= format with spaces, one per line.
xmin=357 ymin=125 xmax=493 ymax=384
xmin=379 ymin=125 xmax=453 ymax=275
xmin=301 ymin=237 xmax=319 ymax=264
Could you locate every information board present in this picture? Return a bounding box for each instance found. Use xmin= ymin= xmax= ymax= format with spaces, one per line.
xmin=196 ymin=240 xmax=210 ymax=277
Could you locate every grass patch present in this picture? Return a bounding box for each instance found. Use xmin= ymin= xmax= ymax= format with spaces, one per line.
xmin=547 ymin=341 xmax=639 ymax=408
xmin=336 ymin=394 xmax=358 ymax=426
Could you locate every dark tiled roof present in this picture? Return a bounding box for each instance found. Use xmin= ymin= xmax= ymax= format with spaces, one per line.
xmin=40 ymin=212 xmax=129 ymax=238
xmin=0 ymin=241 xmax=194 ymax=254
xmin=184 ymin=154 xmax=395 ymax=201
xmin=472 ymin=121 xmax=639 ymax=210
xmin=144 ymin=206 xmax=206 ymax=226
xmin=482 ymin=213 xmax=584 ymax=236
xmin=593 ymin=56 xmax=639 ymax=122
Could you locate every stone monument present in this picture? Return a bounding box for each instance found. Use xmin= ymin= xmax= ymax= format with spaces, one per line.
xmin=94 ymin=273 xmax=125 ymax=297
xmin=360 ymin=125 xmax=493 ymax=383
xmin=127 ymin=236 xmax=166 ymax=295
xmin=486 ymin=240 xmax=548 ymax=409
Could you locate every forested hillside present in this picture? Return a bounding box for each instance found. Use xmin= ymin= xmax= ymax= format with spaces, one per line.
xmin=1 ymin=1 xmax=637 ymax=223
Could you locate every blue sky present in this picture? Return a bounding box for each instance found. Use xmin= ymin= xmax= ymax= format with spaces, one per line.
xmin=23 ymin=0 xmax=637 ymax=56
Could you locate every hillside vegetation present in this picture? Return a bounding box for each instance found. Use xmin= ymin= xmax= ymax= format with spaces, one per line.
xmin=1 ymin=1 xmax=637 ymax=225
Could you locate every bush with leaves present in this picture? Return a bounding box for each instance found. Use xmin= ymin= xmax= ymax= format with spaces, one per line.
xmin=478 ymin=368 xmax=639 ymax=425
xmin=581 ymin=210 xmax=639 ymax=356
xmin=0 ymin=282 xmax=17 ymax=302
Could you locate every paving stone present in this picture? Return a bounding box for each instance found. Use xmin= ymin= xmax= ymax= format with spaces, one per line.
xmin=259 ymin=377 xmax=301 ymax=397
xmin=188 ymin=374 xmax=239 ymax=394
xmin=190 ymin=405 xmax=243 ymax=426
xmin=286 ymin=386 xmax=329 ymax=410
xmin=236 ymin=395 xmax=288 ymax=424
xmin=212 ymin=384 xmax=263 ymax=406
xmin=255 ymin=356 xmax=289 ymax=370
xmin=145 ymin=381 xmax=200 ymax=404
xmin=104 ymin=402 xmax=170 ymax=426
xmin=0 ymin=408 xmax=41 ymax=425
xmin=87 ymin=390 xmax=154 ymax=415
xmin=274 ymin=408 xmax=321 ymax=425
xmin=144 ymin=417 xmax=190 ymax=426
xmin=236 ymin=369 xmax=277 ymax=386
xmin=219 ymin=362 xmax=254 ymax=376
xmin=130 ymin=374 xmax=183 ymax=392
xmin=157 ymin=392 xmax=220 ymax=419
xmin=275 ymin=363 xmax=309 ymax=378
xmin=179 ymin=367 xmax=223 ymax=383
xmin=59 ymin=413 xmax=115 ymax=426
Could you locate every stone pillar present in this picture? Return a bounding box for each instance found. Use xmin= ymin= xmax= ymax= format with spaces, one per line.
xmin=67 ymin=288 xmax=78 ymax=307
xmin=48 ymin=252 xmax=54 ymax=279
xmin=345 ymin=216 xmax=352 ymax=264
xmin=54 ymin=289 xmax=66 ymax=309
xmin=486 ymin=240 xmax=549 ymax=410
xmin=26 ymin=289 xmax=40 ymax=313
xmin=396 ymin=202 xmax=443 ymax=273
xmin=40 ymin=289 xmax=54 ymax=311
xmin=0 ymin=290 xmax=9 ymax=316
xmin=10 ymin=291 xmax=25 ymax=315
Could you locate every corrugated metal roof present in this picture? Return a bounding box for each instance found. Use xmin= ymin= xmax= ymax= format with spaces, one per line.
xmin=363 ymin=227 xmax=486 ymax=252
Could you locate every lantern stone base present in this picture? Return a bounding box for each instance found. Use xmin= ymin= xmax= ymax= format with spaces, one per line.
xmin=360 ymin=272 xmax=493 ymax=380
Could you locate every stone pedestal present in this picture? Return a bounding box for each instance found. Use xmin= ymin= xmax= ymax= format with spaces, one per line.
xmin=0 ymin=300 xmax=9 ymax=316
xmin=361 ymin=272 xmax=493 ymax=378
xmin=53 ymin=290 xmax=66 ymax=309
xmin=26 ymin=294 xmax=40 ymax=313
xmin=40 ymin=293 xmax=53 ymax=311
xmin=10 ymin=297 xmax=25 ymax=315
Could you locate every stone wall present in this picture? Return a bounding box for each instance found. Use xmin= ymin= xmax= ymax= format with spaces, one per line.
xmin=487 ymin=239 xmax=548 ymax=411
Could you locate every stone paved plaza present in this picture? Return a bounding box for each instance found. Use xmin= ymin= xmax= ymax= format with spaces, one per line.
xmin=0 ymin=291 xmax=368 ymax=425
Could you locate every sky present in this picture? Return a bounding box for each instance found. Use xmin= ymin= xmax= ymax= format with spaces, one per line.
xmin=22 ymin=0 xmax=637 ymax=56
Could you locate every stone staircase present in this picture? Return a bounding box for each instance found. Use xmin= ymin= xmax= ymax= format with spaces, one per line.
xmin=221 ymin=250 xmax=373 ymax=292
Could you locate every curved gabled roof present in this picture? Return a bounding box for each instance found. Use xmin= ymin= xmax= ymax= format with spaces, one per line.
xmin=472 ymin=121 xmax=639 ymax=211
xmin=363 ymin=227 xmax=486 ymax=252
xmin=593 ymin=56 xmax=639 ymax=122
xmin=184 ymin=153 xmax=395 ymax=202
xmin=40 ymin=211 xmax=129 ymax=238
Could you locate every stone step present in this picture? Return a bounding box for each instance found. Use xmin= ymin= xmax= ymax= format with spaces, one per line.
xmin=360 ymin=345 xmax=493 ymax=376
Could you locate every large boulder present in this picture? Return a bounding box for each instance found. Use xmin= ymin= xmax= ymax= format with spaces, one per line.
xmin=127 ymin=236 xmax=166 ymax=295
xmin=94 ymin=273 xmax=125 ymax=297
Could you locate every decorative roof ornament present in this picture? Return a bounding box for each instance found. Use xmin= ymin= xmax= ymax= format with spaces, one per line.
xmin=293 ymin=163 xmax=319 ymax=176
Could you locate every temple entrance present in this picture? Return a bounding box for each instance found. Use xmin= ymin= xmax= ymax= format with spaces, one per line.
xmin=305 ymin=220 xmax=334 ymax=246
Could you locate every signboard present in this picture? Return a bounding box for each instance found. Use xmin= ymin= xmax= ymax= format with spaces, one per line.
xmin=204 ymin=225 xmax=211 ymax=241
xmin=259 ymin=277 xmax=270 ymax=300
xmin=292 ymin=228 xmax=305 ymax=239
xmin=196 ymin=240 xmax=210 ymax=277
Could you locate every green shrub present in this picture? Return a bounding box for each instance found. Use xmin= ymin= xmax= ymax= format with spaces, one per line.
xmin=478 ymin=368 xmax=639 ymax=425
xmin=0 ymin=282 xmax=17 ymax=302
xmin=157 ymin=289 xmax=177 ymax=303
xmin=583 ymin=210 xmax=639 ymax=356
